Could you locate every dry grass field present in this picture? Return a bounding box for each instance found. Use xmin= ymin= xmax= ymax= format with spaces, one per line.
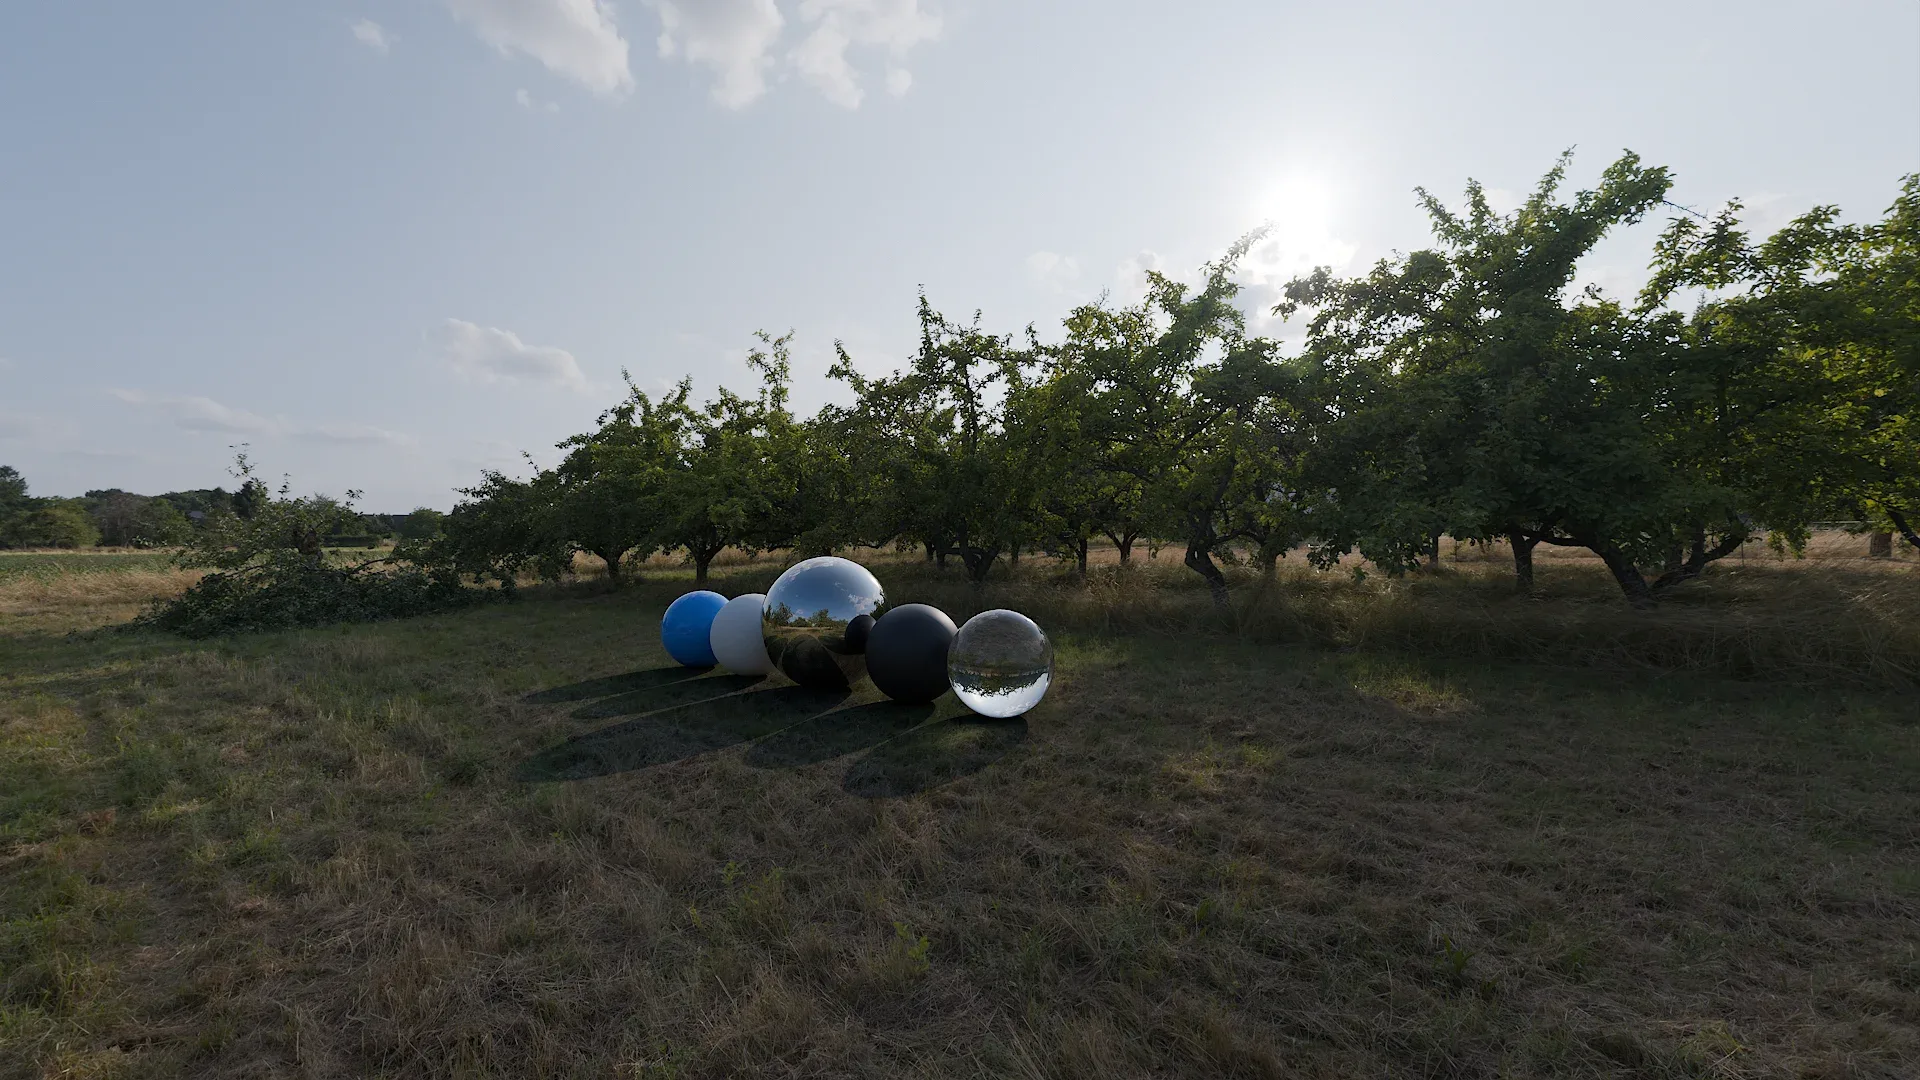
xmin=2 ymin=541 xmax=1917 ymax=1078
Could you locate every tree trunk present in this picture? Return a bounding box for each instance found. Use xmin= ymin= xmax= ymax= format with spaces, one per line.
xmin=1869 ymin=530 xmax=1894 ymax=557
xmin=944 ymin=545 xmax=999 ymax=587
xmin=925 ymin=544 xmax=935 ymax=563
xmin=1076 ymin=537 xmax=1088 ymax=577
xmin=1105 ymin=530 xmax=1135 ymax=565
xmin=1509 ymin=530 xmax=1538 ymax=594
xmin=1256 ymin=534 xmax=1283 ymax=577
xmin=1592 ymin=543 xmax=1655 ymax=608
xmin=1663 ymin=543 xmax=1684 ymax=574
xmin=1651 ymin=526 xmax=1747 ymax=593
xmin=969 ymin=550 xmax=998 ymax=586
xmin=694 ymin=550 xmax=714 ymax=584
xmin=1425 ymin=534 xmax=1441 ymax=570
xmin=598 ymin=549 xmax=623 ymax=585
xmin=1184 ymin=541 xmax=1230 ymax=609
xmin=1889 ymin=507 xmax=1920 ymax=552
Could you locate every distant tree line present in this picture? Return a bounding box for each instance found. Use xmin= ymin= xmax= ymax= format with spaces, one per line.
xmin=421 ymin=154 xmax=1914 ymax=608
xmin=0 ymin=465 xmax=446 ymax=552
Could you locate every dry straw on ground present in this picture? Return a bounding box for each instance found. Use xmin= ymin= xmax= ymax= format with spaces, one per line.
xmin=1 ymin=536 xmax=1916 ymax=1077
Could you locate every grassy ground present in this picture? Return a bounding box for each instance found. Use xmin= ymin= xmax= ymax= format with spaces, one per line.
xmin=2 ymin=554 xmax=1918 ymax=1078
xmin=0 ymin=551 xmax=177 ymax=582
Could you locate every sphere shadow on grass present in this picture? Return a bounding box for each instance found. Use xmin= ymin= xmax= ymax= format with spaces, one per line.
xmin=517 ymin=665 xmax=1029 ymax=796
xmin=521 ymin=666 xmax=710 ymax=705
xmin=517 ymin=684 xmax=850 ymax=782
xmin=744 ymin=700 xmax=937 ymax=770
xmin=841 ymin=715 xmax=1030 ymax=799
xmin=569 ymin=674 xmax=765 ymax=720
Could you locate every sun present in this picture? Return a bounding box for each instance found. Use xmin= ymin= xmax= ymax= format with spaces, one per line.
xmin=1244 ymin=172 xmax=1356 ymax=283
xmin=1251 ymin=173 xmax=1338 ymax=240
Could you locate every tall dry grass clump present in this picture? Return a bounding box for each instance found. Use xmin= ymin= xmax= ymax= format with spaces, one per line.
xmin=0 ymin=565 xmax=200 ymax=633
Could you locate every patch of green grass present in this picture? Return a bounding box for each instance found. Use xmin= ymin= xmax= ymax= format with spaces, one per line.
xmin=0 ymin=552 xmax=175 ymax=583
xmin=1 ymin=564 xmax=1917 ymax=1078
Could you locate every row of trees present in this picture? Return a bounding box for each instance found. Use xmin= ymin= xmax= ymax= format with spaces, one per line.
xmin=423 ymin=154 xmax=1918 ymax=606
xmin=0 ymin=465 xmax=450 ymax=550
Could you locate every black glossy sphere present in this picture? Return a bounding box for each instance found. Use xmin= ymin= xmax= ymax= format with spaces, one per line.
xmin=865 ymin=604 xmax=958 ymax=704
xmin=845 ymin=613 xmax=875 ymax=653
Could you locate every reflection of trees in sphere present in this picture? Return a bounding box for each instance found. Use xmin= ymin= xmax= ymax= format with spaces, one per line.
xmin=948 ymin=609 xmax=1052 ymax=718
xmin=866 ymin=604 xmax=957 ymax=703
xmin=761 ymin=557 xmax=887 ymax=690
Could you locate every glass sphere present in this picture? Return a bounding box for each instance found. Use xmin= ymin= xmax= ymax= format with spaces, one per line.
xmin=761 ymin=556 xmax=888 ymax=690
xmin=948 ymin=609 xmax=1052 ymax=718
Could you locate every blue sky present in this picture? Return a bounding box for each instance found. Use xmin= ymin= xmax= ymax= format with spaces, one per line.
xmin=2 ymin=0 xmax=1915 ymax=510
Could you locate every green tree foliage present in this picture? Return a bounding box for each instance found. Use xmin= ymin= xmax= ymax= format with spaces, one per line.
xmin=0 ymin=466 xmax=26 ymax=512
xmin=145 ymin=454 xmax=476 ymax=636
xmin=1645 ymin=174 xmax=1920 ymax=551
xmin=831 ymin=297 xmax=1034 ymax=585
xmin=395 ymin=507 xmax=446 ymax=540
xmin=1035 ymin=236 xmax=1301 ymax=604
xmin=83 ymin=490 xmax=192 ymax=547
xmin=2 ymin=502 xmax=99 ymax=548
xmin=423 ymin=470 xmax=572 ymax=594
xmin=546 ymin=375 xmax=690 ymax=584
xmin=0 ymin=467 xmax=103 ymax=548
xmin=87 ymin=154 xmax=1909 ymax=625
xmin=156 ymin=487 xmax=232 ymax=523
xmin=1279 ymin=152 xmax=1797 ymax=604
xmin=656 ymin=332 xmax=808 ymax=582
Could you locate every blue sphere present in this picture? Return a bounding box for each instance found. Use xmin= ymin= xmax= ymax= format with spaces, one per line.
xmin=661 ymin=590 xmax=728 ymax=667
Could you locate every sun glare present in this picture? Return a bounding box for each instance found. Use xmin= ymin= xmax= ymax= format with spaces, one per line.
xmin=1252 ymin=173 xmax=1337 ymax=238
xmin=1244 ymin=172 xmax=1356 ymax=285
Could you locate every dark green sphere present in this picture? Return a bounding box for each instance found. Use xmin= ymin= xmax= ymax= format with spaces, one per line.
xmin=865 ymin=604 xmax=958 ymax=704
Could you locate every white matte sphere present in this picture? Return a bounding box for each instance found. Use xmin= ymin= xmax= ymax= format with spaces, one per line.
xmin=709 ymin=593 xmax=774 ymax=675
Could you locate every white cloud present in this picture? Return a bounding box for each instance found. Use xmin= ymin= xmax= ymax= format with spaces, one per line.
xmin=1735 ymin=191 xmax=1800 ymax=234
xmin=789 ymin=0 xmax=941 ymax=109
xmin=1025 ymin=251 xmax=1081 ymax=294
xmin=515 ymin=87 xmax=562 ymax=111
xmin=1236 ymin=179 xmax=1359 ymax=325
xmin=299 ymin=423 xmax=413 ymax=447
xmin=643 ymin=0 xmax=939 ymax=109
xmin=440 ymin=319 xmax=589 ymax=390
xmin=646 ymin=0 xmax=785 ymax=108
xmin=1240 ymin=231 xmax=1357 ymax=291
xmin=444 ymin=0 xmax=633 ymax=97
xmin=109 ymin=388 xmax=279 ymax=435
xmin=351 ymin=18 xmax=393 ymax=53
xmin=108 ymin=389 xmax=417 ymax=445
xmin=1113 ymin=250 xmax=1166 ymax=303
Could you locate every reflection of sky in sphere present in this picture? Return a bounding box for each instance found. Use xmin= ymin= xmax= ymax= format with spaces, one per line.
xmin=761 ymin=557 xmax=886 ymax=633
xmin=948 ymin=609 xmax=1052 ymax=718
xmin=761 ymin=556 xmax=888 ymax=689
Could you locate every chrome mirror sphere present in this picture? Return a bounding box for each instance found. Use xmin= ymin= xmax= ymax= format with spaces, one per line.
xmin=948 ymin=609 xmax=1052 ymax=718
xmin=761 ymin=556 xmax=888 ymax=690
